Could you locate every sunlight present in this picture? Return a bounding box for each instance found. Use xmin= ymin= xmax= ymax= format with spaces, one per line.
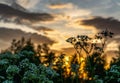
xmin=63 ymin=56 xmax=71 ymax=77
xmin=47 ymin=3 xmax=73 ymax=9
xmin=79 ymin=60 xmax=88 ymax=79
xmin=65 ymin=56 xmax=69 ymax=62
xmin=80 ymin=57 xmax=84 ymax=62
xmin=0 ymin=0 xmax=119 ymax=82
xmin=104 ymin=63 xmax=110 ymax=70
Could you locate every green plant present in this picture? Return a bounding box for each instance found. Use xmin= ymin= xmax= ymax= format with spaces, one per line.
xmin=102 ymin=65 xmax=120 ymax=83
xmin=0 ymin=38 xmax=58 ymax=83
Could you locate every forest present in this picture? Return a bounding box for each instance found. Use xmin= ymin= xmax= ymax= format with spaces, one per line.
xmin=0 ymin=29 xmax=120 ymax=83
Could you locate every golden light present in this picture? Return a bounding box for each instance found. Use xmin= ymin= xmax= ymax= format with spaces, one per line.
xmin=82 ymin=72 xmax=88 ymax=80
xmin=64 ymin=56 xmax=70 ymax=67
xmin=63 ymin=56 xmax=71 ymax=77
xmin=64 ymin=56 xmax=69 ymax=62
xmin=78 ymin=59 xmax=88 ymax=79
xmin=104 ymin=63 xmax=110 ymax=70
xmin=47 ymin=3 xmax=73 ymax=9
xmin=80 ymin=57 xmax=84 ymax=62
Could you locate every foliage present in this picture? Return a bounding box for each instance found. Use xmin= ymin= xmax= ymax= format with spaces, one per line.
xmin=104 ymin=65 xmax=120 ymax=83
xmin=0 ymin=29 xmax=120 ymax=83
xmin=66 ymin=29 xmax=114 ymax=82
xmin=0 ymin=38 xmax=58 ymax=83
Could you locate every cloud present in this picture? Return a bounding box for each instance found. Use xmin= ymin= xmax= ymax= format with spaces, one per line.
xmin=64 ymin=9 xmax=91 ymax=19
xmin=0 ymin=28 xmax=55 ymax=50
xmin=33 ymin=26 xmax=54 ymax=35
xmin=105 ymin=41 xmax=119 ymax=52
xmin=81 ymin=16 xmax=120 ymax=35
xmin=0 ymin=3 xmax=56 ymax=36
xmin=11 ymin=1 xmax=27 ymax=12
xmin=0 ymin=22 xmax=39 ymax=34
xmin=47 ymin=3 xmax=73 ymax=9
xmin=0 ymin=21 xmax=55 ymax=37
xmin=34 ymin=26 xmax=53 ymax=31
xmin=16 ymin=0 xmax=40 ymax=9
xmin=0 ymin=0 xmax=15 ymax=5
xmin=53 ymin=3 xmax=91 ymax=19
xmin=45 ymin=30 xmax=71 ymax=50
xmin=79 ymin=16 xmax=120 ymax=52
xmin=46 ymin=3 xmax=91 ymax=19
xmin=0 ymin=0 xmax=119 ymax=54
xmin=0 ymin=3 xmax=54 ymax=24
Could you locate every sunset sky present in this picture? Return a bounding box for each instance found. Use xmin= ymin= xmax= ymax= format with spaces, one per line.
xmin=0 ymin=0 xmax=120 ymax=54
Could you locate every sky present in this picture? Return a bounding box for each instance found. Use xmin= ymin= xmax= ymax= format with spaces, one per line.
xmin=0 ymin=0 xmax=120 ymax=54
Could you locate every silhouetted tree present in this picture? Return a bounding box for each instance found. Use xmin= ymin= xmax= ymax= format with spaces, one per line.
xmin=66 ymin=29 xmax=114 ymax=83
xmin=0 ymin=38 xmax=58 ymax=83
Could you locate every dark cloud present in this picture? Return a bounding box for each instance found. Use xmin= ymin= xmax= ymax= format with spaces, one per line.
xmin=11 ymin=1 xmax=27 ymax=12
xmin=0 ymin=27 xmax=55 ymax=46
xmin=0 ymin=3 xmax=54 ymax=24
xmin=33 ymin=26 xmax=54 ymax=35
xmin=81 ymin=16 xmax=120 ymax=35
xmin=34 ymin=26 xmax=54 ymax=32
xmin=80 ymin=16 xmax=120 ymax=50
